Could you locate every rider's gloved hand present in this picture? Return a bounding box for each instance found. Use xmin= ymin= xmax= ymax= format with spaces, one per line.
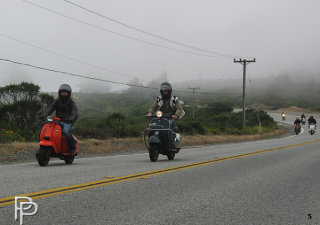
xmin=64 ymin=119 xmax=73 ymax=124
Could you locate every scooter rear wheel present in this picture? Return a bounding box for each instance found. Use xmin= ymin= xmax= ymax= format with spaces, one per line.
xmin=64 ymin=155 xmax=75 ymax=164
xmin=167 ymin=151 xmax=175 ymax=160
xmin=149 ymin=144 xmax=159 ymax=162
xmin=36 ymin=146 xmax=51 ymax=166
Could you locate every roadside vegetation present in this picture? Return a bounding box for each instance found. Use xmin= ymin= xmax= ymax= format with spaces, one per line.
xmin=0 ymin=82 xmax=279 ymax=144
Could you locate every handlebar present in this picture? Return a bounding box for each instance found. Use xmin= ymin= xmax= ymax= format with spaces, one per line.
xmin=145 ymin=115 xmax=173 ymax=119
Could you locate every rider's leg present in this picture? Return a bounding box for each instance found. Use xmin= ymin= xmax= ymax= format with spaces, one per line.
xmin=62 ymin=123 xmax=77 ymax=151
xmin=169 ymin=119 xmax=177 ymax=143
xmin=169 ymin=119 xmax=177 ymax=132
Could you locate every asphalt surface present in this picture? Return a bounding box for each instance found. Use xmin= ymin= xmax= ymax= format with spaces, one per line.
xmin=1 ymin=113 xmax=320 ymax=225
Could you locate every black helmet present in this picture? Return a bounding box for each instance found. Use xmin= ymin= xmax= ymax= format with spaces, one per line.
xmin=58 ymin=84 xmax=72 ymax=99
xmin=160 ymin=82 xmax=172 ymax=96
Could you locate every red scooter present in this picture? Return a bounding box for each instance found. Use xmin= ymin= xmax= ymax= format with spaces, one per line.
xmin=37 ymin=116 xmax=79 ymax=166
xmin=294 ymin=124 xmax=301 ymax=135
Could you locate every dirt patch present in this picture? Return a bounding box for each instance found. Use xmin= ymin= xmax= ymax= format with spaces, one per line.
xmin=278 ymin=106 xmax=303 ymax=112
xmin=0 ymin=127 xmax=287 ymax=164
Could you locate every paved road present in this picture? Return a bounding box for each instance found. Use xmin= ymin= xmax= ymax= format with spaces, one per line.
xmin=1 ymin=113 xmax=319 ymax=225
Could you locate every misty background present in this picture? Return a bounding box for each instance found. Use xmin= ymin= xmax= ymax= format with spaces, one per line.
xmin=0 ymin=0 xmax=320 ymax=96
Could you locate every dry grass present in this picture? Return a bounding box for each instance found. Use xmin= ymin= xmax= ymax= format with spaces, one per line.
xmin=78 ymin=137 xmax=144 ymax=154
xmin=0 ymin=128 xmax=285 ymax=159
xmin=0 ymin=142 xmax=38 ymax=154
xmin=182 ymin=128 xmax=285 ymax=146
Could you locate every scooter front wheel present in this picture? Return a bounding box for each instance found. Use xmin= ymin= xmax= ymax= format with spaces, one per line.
xmin=149 ymin=144 xmax=159 ymax=162
xmin=36 ymin=146 xmax=51 ymax=166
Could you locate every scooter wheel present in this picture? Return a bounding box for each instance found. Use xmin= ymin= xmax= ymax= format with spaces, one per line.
xmin=64 ymin=155 xmax=75 ymax=164
xmin=167 ymin=152 xmax=175 ymax=160
xmin=36 ymin=146 xmax=51 ymax=166
xmin=149 ymin=144 xmax=159 ymax=162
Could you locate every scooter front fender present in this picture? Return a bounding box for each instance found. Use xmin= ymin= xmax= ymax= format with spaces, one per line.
xmin=39 ymin=140 xmax=57 ymax=152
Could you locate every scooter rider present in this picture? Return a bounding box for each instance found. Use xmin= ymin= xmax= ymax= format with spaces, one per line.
xmin=294 ymin=117 xmax=301 ymax=125
xmin=147 ymin=82 xmax=185 ymax=134
xmin=301 ymin=113 xmax=306 ymax=120
xmin=308 ymin=115 xmax=317 ymax=127
xmin=41 ymin=84 xmax=78 ymax=152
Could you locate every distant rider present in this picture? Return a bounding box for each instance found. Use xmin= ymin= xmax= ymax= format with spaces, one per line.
xmin=301 ymin=113 xmax=306 ymax=120
xmin=147 ymin=82 xmax=185 ymax=134
xmin=308 ymin=116 xmax=317 ymax=127
xmin=41 ymin=84 xmax=78 ymax=152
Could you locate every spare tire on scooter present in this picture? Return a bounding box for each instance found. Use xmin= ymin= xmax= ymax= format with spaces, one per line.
xmin=36 ymin=146 xmax=51 ymax=166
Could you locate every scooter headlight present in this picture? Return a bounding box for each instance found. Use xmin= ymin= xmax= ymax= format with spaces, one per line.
xmin=156 ymin=111 xmax=163 ymax=118
xmin=47 ymin=116 xmax=53 ymax=122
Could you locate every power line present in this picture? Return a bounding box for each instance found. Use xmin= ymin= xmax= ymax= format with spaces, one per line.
xmin=0 ymin=58 xmax=152 ymax=89
xmin=0 ymin=32 xmax=148 ymax=81
xmin=62 ymin=0 xmax=243 ymax=58
xmin=22 ymin=0 xmax=226 ymax=59
xmin=209 ymin=64 xmax=239 ymax=89
xmin=0 ymin=58 xmax=240 ymax=95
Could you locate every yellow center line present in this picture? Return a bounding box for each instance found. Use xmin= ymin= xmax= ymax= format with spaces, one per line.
xmin=1 ymin=138 xmax=319 ymax=207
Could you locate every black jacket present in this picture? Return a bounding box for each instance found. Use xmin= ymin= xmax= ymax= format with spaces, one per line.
xmin=294 ymin=119 xmax=301 ymax=125
xmin=44 ymin=98 xmax=78 ymax=123
xmin=308 ymin=117 xmax=316 ymax=125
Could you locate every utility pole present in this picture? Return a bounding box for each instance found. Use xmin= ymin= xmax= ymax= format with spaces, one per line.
xmin=234 ymin=58 xmax=256 ymax=129
xmin=188 ymin=87 xmax=200 ymax=119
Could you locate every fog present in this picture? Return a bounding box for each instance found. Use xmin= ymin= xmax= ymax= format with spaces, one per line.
xmin=0 ymin=0 xmax=319 ymax=93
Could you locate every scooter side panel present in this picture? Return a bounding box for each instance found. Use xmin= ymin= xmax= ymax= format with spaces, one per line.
xmin=52 ymin=123 xmax=63 ymax=153
xmin=61 ymin=135 xmax=69 ymax=153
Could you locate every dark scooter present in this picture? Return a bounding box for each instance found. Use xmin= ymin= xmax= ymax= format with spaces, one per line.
xmin=143 ymin=111 xmax=181 ymax=162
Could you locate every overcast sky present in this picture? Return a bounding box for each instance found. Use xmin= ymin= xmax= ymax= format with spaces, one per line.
xmin=0 ymin=0 xmax=319 ymax=92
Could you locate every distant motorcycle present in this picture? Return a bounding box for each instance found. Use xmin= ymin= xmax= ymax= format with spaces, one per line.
xmin=294 ymin=124 xmax=301 ymax=135
xmin=301 ymin=117 xmax=306 ymax=125
xmin=309 ymin=123 xmax=316 ymax=135
xmin=144 ymin=111 xmax=181 ymax=162
xmin=282 ymin=113 xmax=286 ymax=121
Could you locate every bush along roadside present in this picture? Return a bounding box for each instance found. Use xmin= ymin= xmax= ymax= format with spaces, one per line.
xmin=179 ymin=109 xmax=277 ymax=135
